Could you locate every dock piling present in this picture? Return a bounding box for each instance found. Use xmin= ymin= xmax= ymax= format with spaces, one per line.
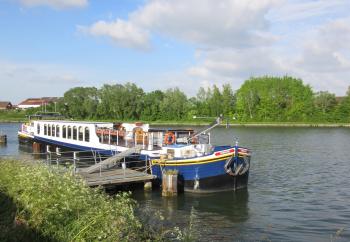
xmin=46 ymin=145 xmax=51 ymax=166
xmin=162 ymin=172 xmax=178 ymax=197
xmin=56 ymin=147 xmax=61 ymax=167
xmin=144 ymin=181 xmax=152 ymax=191
xmin=73 ymin=152 xmax=79 ymax=174
xmin=32 ymin=142 xmax=40 ymax=152
xmin=0 ymin=134 xmax=7 ymax=145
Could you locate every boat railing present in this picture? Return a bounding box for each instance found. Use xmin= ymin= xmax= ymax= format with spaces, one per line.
xmin=96 ymin=129 xmax=164 ymax=150
xmin=22 ymin=146 xmax=152 ymax=177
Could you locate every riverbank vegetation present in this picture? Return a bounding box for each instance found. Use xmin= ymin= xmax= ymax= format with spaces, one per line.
xmin=1 ymin=76 xmax=350 ymax=123
xmin=0 ymin=159 xmax=186 ymax=241
xmin=56 ymin=76 xmax=350 ymax=123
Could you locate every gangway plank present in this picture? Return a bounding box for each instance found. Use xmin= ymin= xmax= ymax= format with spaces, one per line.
xmin=80 ymin=146 xmax=142 ymax=174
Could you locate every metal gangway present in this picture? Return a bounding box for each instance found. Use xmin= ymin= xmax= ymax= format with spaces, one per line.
xmin=79 ymin=146 xmax=143 ymax=174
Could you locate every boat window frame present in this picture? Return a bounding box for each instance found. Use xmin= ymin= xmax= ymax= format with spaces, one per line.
xmin=48 ymin=124 xmax=51 ymax=136
xmin=51 ymin=124 xmax=55 ymax=137
xmin=37 ymin=124 xmax=40 ymax=135
xmin=56 ymin=125 xmax=60 ymax=138
xmin=78 ymin=126 xmax=83 ymax=141
xmin=62 ymin=125 xmax=66 ymax=138
xmin=73 ymin=126 xmax=77 ymax=140
xmin=84 ymin=127 xmax=90 ymax=142
xmin=67 ymin=125 xmax=72 ymax=139
xmin=44 ymin=124 xmax=47 ymax=135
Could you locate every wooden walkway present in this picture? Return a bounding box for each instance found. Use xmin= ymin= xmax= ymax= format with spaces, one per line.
xmin=78 ymin=168 xmax=155 ymax=187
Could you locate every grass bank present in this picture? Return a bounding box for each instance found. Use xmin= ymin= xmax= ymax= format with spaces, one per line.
xmin=0 ymin=159 xmax=187 ymax=241
xmin=1 ymin=110 xmax=348 ymax=127
xmin=0 ymin=110 xmax=26 ymax=122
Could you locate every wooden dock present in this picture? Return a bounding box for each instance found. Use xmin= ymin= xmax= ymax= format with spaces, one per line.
xmin=78 ymin=168 xmax=155 ymax=187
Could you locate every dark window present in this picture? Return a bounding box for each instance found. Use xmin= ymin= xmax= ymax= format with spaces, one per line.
xmin=44 ymin=124 xmax=47 ymax=135
xmin=37 ymin=124 xmax=40 ymax=134
xmin=68 ymin=126 xmax=72 ymax=139
xmin=84 ymin=127 xmax=90 ymax=142
xmin=73 ymin=126 xmax=77 ymax=140
xmin=52 ymin=124 xmax=55 ymax=137
xmin=56 ymin=125 xmax=60 ymax=137
xmin=78 ymin=126 xmax=83 ymax=141
xmin=48 ymin=125 xmax=51 ymax=136
xmin=63 ymin=125 xmax=66 ymax=138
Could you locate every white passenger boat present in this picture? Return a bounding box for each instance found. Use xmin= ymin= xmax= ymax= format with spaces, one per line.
xmin=18 ymin=117 xmax=251 ymax=192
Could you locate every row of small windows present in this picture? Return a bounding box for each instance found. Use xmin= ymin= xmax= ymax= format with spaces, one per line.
xmin=39 ymin=124 xmax=89 ymax=142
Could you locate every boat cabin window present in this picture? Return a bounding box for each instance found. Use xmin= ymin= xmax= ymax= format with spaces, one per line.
xmin=44 ymin=124 xmax=47 ymax=135
xmin=84 ymin=127 xmax=90 ymax=142
xmin=48 ymin=125 xmax=51 ymax=136
xmin=73 ymin=126 xmax=77 ymax=140
xmin=78 ymin=126 xmax=83 ymax=141
xmin=37 ymin=124 xmax=40 ymax=135
xmin=67 ymin=126 xmax=72 ymax=139
xmin=52 ymin=124 xmax=55 ymax=137
xmin=62 ymin=125 xmax=66 ymax=138
xmin=56 ymin=125 xmax=60 ymax=138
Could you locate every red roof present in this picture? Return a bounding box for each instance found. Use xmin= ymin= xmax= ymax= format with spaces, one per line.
xmin=0 ymin=101 xmax=12 ymax=109
xmin=18 ymin=97 xmax=59 ymax=106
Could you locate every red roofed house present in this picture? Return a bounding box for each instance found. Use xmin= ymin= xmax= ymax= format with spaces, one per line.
xmin=0 ymin=101 xmax=13 ymax=110
xmin=17 ymin=97 xmax=59 ymax=109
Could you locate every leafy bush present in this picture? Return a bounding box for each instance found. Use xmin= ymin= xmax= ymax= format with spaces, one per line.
xmin=0 ymin=159 xmax=154 ymax=241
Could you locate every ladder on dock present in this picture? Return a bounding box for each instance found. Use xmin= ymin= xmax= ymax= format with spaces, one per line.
xmin=80 ymin=146 xmax=142 ymax=174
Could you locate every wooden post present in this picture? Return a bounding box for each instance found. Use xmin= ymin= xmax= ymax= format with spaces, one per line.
xmin=46 ymin=145 xmax=51 ymax=166
xmin=122 ymin=157 xmax=126 ymax=177
xmin=144 ymin=181 xmax=152 ymax=191
xmin=0 ymin=134 xmax=7 ymax=145
xmin=73 ymin=152 xmax=78 ymax=174
xmin=56 ymin=147 xmax=61 ymax=166
xmin=162 ymin=171 xmax=178 ymax=197
xmin=32 ymin=142 xmax=41 ymax=153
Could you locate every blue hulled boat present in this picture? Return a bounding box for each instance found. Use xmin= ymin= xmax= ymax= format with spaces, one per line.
xmin=150 ymin=118 xmax=251 ymax=193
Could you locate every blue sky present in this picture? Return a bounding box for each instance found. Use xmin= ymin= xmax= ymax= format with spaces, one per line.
xmin=1 ymin=0 xmax=350 ymax=103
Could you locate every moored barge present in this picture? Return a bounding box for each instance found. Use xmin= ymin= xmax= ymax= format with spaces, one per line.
xmin=18 ymin=117 xmax=251 ymax=192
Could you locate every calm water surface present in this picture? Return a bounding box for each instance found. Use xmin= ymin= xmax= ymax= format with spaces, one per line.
xmin=1 ymin=123 xmax=350 ymax=241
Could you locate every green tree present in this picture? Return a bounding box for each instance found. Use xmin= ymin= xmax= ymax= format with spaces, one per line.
xmin=140 ymin=90 xmax=164 ymax=121
xmin=335 ymin=86 xmax=350 ymax=122
xmin=235 ymin=76 xmax=314 ymax=122
xmin=313 ymin=91 xmax=337 ymax=121
xmin=222 ymin=84 xmax=235 ymax=118
xmin=160 ymin=88 xmax=188 ymax=120
xmin=207 ymin=85 xmax=223 ymax=117
xmin=61 ymin=87 xmax=98 ymax=119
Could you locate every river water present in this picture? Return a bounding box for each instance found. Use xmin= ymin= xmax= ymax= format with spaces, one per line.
xmin=1 ymin=123 xmax=350 ymax=241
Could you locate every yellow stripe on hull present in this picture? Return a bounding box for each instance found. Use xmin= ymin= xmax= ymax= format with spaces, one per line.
xmin=151 ymin=152 xmax=250 ymax=166
xmin=18 ymin=132 xmax=33 ymax=139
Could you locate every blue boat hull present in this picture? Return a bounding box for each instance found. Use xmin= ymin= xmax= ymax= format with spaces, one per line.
xmin=151 ymin=155 xmax=250 ymax=192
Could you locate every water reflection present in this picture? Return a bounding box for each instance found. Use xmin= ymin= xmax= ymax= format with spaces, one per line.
xmin=133 ymin=188 xmax=249 ymax=240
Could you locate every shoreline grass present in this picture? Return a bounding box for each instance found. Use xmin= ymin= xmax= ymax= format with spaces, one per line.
xmin=0 ymin=110 xmax=349 ymax=127
xmin=0 ymin=159 xmax=168 ymax=241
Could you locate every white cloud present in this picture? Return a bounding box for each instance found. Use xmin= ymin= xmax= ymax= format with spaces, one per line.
xmin=269 ymin=0 xmax=349 ymax=22
xmin=131 ymin=0 xmax=279 ymax=48
xmin=18 ymin=0 xmax=87 ymax=9
xmin=81 ymin=0 xmax=279 ymax=50
xmin=78 ymin=19 xmax=151 ymax=51
xmin=297 ymin=17 xmax=350 ymax=72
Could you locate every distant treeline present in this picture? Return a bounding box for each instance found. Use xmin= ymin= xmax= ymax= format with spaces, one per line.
xmin=37 ymin=76 xmax=350 ymax=123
